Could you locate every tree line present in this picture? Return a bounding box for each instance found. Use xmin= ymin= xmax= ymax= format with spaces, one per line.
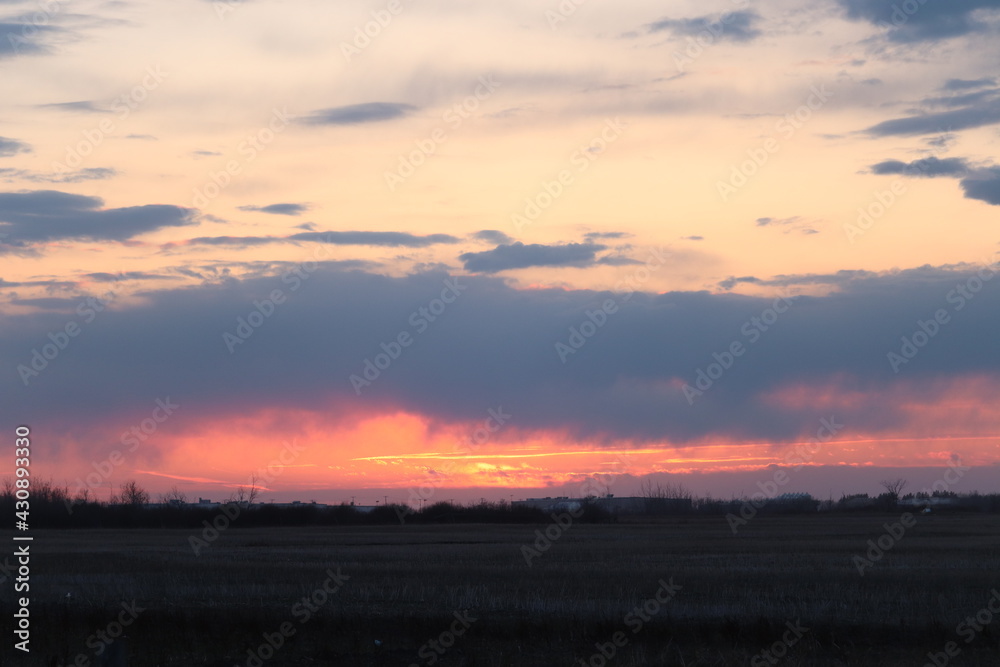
xmin=3 ymin=477 xmax=999 ymax=529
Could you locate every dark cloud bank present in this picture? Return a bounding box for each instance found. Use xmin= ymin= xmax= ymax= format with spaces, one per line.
xmin=4 ymin=262 xmax=1000 ymax=456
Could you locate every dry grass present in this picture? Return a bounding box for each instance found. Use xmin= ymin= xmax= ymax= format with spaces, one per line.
xmin=5 ymin=513 xmax=1000 ymax=665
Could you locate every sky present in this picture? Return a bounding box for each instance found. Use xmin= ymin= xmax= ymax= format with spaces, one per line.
xmin=1 ymin=0 xmax=999 ymax=506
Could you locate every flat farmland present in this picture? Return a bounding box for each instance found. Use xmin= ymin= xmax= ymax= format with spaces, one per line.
xmin=5 ymin=514 xmax=1000 ymax=666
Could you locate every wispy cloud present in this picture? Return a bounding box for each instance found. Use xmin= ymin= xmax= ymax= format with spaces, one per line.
xmin=301 ymin=102 xmax=416 ymax=125
xmin=460 ymin=242 xmax=608 ymax=273
xmin=0 ymin=136 xmax=31 ymax=157
xmin=238 ymin=203 xmax=311 ymax=216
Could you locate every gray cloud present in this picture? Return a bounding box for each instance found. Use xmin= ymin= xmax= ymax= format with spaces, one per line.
xmin=754 ymin=216 xmax=819 ymax=235
xmin=302 ymin=102 xmax=416 ymax=125
xmin=0 ymin=190 xmax=195 ymax=249
xmin=179 ymin=236 xmax=280 ymax=247
xmin=868 ymin=156 xmax=1000 ymax=206
xmin=960 ymin=167 xmax=1000 ymax=205
xmin=459 ymin=242 xmax=607 ymax=273
xmin=83 ymin=271 xmax=177 ymax=283
xmin=0 ymin=21 xmax=57 ymax=57
xmin=3 ymin=264 xmax=1000 ymax=458
xmin=596 ymin=255 xmax=642 ymax=266
xmin=942 ymin=77 xmax=997 ymax=91
xmin=720 ymin=270 xmax=882 ymax=291
xmin=869 ymin=156 xmax=971 ymax=177
xmin=471 ymin=229 xmax=514 ymax=245
xmin=756 ymin=216 xmax=802 ymax=227
xmin=0 ymin=136 xmax=30 ymax=157
xmin=36 ymin=100 xmax=103 ymax=112
xmin=865 ymin=97 xmax=1000 ymax=136
xmin=646 ymin=10 xmax=762 ymax=42
xmin=171 ymin=230 xmax=460 ymax=249
xmin=718 ymin=275 xmax=762 ymax=290
xmin=238 ymin=203 xmax=310 ymax=216
xmin=838 ymin=0 xmax=1000 ymax=42
xmin=584 ymin=231 xmax=630 ymax=241
xmin=290 ymin=231 xmax=459 ymax=247
xmin=923 ymin=88 xmax=1000 ymax=109
xmin=0 ymin=167 xmax=117 ymax=183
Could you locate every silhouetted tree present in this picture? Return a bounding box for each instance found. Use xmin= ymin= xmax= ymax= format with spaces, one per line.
xmin=116 ymin=480 xmax=150 ymax=506
xmin=879 ymin=478 xmax=907 ymax=508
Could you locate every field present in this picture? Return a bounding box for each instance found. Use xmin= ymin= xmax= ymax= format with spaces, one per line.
xmin=5 ymin=513 xmax=1000 ymax=666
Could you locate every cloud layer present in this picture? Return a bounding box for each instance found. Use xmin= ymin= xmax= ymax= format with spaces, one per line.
xmin=5 ymin=262 xmax=1000 ymax=459
xmin=302 ymin=102 xmax=416 ymax=125
xmin=460 ymin=242 xmax=609 ymax=273
xmin=838 ymin=0 xmax=1000 ymax=42
xmin=0 ymin=190 xmax=194 ymax=251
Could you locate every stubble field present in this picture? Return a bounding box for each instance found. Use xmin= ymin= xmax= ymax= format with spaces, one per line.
xmin=5 ymin=513 xmax=1000 ymax=666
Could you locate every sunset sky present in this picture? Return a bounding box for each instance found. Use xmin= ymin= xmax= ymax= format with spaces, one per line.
xmin=2 ymin=0 xmax=999 ymax=505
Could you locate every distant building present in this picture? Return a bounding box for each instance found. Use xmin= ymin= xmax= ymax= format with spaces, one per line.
xmin=513 ymin=497 xmax=582 ymax=513
xmin=513 ymin=496 xmax=693 ymax=515
xmin=267 ymin=500 xmax=330 ymax=509
xmin=899 ymin=496 xmax=957 ymax=508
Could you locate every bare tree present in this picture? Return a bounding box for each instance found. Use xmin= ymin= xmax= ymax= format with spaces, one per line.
xmin=229 ymin=473 xmax=260 ymax=506
xmin=158 ymin=485 xmax=187 ymax=504
xmin=880 ymin=478 xmax=907 ymax=499
xmin=117 ymin=480 xmax=150 ymax=506
xmin=879 ymin=478 xmax=907 ymax=508
xmin=640 ymin=479 xmax=666 ymax=499
xmin=640 ymin=479 xmax=692 ymax=500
